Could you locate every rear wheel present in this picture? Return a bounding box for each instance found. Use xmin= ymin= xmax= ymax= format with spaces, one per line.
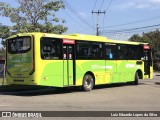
xmin=134 ymin=72 xmax=139 ymax=85
xmin=82 ymin=74 xmax=94 ymax=91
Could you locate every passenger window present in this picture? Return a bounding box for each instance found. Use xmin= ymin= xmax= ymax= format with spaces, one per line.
xmin=128 ymin=45 xmax=142 ymax=60
xmin=40 ymin=37 xmax=62 ymax=60
xmin=105 ymin=44 xmax=117 ymax=60
xmin=92 ymin=43 xmax=103 ymax=59
xmin=76 ymin=41 xmax=104 ymax=60
xmin=76 ymin=41 xmax=92 ymax=59
xmin=117 ymin=45 xmax=128 ymax=60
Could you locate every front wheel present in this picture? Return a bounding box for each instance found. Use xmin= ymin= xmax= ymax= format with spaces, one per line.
xmin=82 ymin=74 xmax=94 ymax=91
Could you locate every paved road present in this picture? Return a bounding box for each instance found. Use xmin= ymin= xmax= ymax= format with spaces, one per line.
xmin=0 ymin=73 xmax=159 ymax=119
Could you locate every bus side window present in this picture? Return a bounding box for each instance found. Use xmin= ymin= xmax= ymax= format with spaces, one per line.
xmin=50 ymin=46 xmax=56 ymax=56
xmin=128 ymin=45 xmax=136 ymax=60
xmin=76 ymin=41 xmax=92 ymax=59
xmin=128 ymin=45 xmax=142 ymax=60
xmin=40 ymin=37 xmax=62 ymax=60
xmin=118 ymin=45 xmax=128 ymax=60
xmin=41 ymin=46 xmax=45 ymax=59
xmin=106 ymin=48 xmax=113 ymax=59
xmin=41 ymin=45 xmax=51 ymax=59
xmin=92 ymin=43 xmax=103 ymax=59
xmin=105 ymin=44 xmax=116 ymax=60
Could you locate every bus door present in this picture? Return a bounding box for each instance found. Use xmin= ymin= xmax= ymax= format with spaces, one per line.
xmin=143 ymin=45 xmax=151 ymax=78
xmin=63 ymin=39 xmax=75 ymax=86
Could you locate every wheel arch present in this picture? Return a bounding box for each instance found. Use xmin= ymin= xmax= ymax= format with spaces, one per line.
xmin=136 ymin=69 xmax=143 ymax=79
xmin=84 ymin=71 xmax=95 ymax=83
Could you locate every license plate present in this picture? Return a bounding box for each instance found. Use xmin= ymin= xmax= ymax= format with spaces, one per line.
xmin=17 ymin=74 xmax=22 ymax=77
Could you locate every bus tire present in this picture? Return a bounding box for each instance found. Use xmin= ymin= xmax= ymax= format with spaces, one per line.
xmin=134 ymin=72 xmax=139 ymax=85
xmin=82 ymin=74 xmax=94 ymax=91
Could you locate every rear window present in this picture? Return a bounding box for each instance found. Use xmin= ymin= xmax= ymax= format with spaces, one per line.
xmin=8 ymin=36 xmax=31 ymax=54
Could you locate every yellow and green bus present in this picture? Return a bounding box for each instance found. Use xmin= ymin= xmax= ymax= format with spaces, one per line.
xmin=6 ymin=32 xmax=153 ymax=91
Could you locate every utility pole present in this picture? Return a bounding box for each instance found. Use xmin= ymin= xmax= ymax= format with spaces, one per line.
xmin=92 ymin=10 xmax=106 ymax=36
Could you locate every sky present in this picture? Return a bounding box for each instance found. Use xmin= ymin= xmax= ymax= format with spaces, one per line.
xmin=0 ymin=0 xmax=160 ymax=41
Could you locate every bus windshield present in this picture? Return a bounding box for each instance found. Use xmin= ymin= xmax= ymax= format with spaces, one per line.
xmin=8 ymin=36 xmax=31 ymax=54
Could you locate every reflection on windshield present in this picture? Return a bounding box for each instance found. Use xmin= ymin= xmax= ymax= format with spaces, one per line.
xmin=8 ymin=37 xmax=31 ymax=54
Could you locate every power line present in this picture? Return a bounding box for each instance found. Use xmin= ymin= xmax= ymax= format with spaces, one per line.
xmin=104 ymin=27 xmax=160 ymax=40
xmin=62 ymin=9 xmax=83 ymax=27
xmin=93 ymin=0 xmax=98 ymax=10
xmin=103 ymin=23 xmax=160 ymax=33
xmin=102 ymin=13 xmax=106 ymax=35
xmin=92 ymin=10 xmax=106 ymax=36
xmin=100 ymin=0 xmax=105 ymax=10
xmin=102 ymin=24 xmax=160 ymax=34
xmin=92 ymin=0 xmax=98 ymax=35
xmin=101 ymin=0 xmax=113 ymax=35
xmin=101 ymin=15 xmax=160 ymax=29
xmin=62 ymin=0 xmax=93 ymax=29
xmin=92 ymin=0 xmax=113 ymax=35
xmin=105 ymin=0 xmax=113 ymax=11
xmin=104 ymin=27 xmax=160 ymax=35
xmin=92 ymin=13 xmax=95 ymax=35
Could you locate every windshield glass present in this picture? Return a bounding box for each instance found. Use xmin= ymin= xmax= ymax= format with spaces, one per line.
xmin=8 ymin=36 xmax=31 ymax=54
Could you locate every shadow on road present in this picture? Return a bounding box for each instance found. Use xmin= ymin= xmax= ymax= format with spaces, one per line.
xmin=0 ymin=85 xmax=76 ymax=96
xmin=2 ymin=78 xmax=158 ymax=96
xmin=0 ymin=83 xmax=135 ymax=96
xmin=155 ymin=75 xmax=160 ymax=76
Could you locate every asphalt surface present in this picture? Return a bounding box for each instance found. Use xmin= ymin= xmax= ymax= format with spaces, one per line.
xmin=0 ymin=72 xmax=159 ymax=120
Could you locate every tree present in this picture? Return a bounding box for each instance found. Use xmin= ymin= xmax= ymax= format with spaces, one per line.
xmin=0 ymin=0 xmax=67 ymax=34
xmin=129 ymin=34 xmax=141 ymax=42
xmin=129 ymin=29 xmax=160 ymax=70
xmin=0 ymin=24 xmax=12 ymax=47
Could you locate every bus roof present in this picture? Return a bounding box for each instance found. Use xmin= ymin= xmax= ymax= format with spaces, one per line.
xmin=7 ymin=32 xmax=148 ymax=45
xmin=64 ymin=33 xmax=148 ymax=45
xmin=7 ymin=32 xmax=63 ymax=39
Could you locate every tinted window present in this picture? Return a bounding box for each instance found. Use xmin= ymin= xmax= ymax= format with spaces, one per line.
xmin=8 ymin=36 xmax=31 ymax=54
xmin=76 ymin=41 xmax=92 ymax=59
xmin=117 ymin=44 xmax=143 ymax=60
xmin=128 ymin=45 xmax=142 ymax=60
xmin=40 ymin=37 xmax=62 ymax=60
xmin=117 ymin=45 xmax=128 ymax=60
xmin=105 ymin=44 xmax=117 ymax=60
xmin=76 ymin=41 xmax=104 ymax=60
xmin=92 ymin=43 xmax=104 ymax=59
